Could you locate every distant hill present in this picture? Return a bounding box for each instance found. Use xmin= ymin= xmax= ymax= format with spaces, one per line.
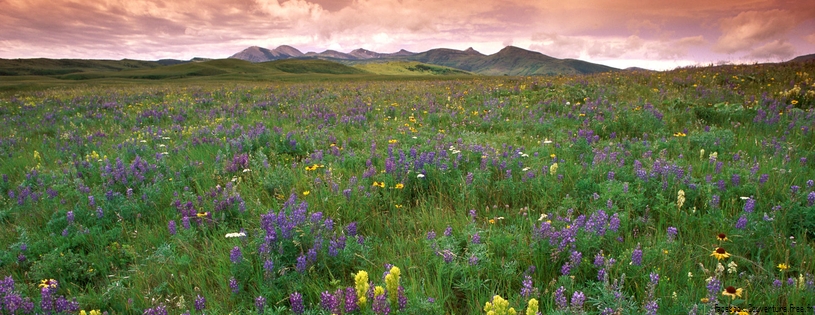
xmin=353 ymin=61 xmax=471 ymax=76
xmin=788 ymin=54 xmax=815 ymax=63
xmin=229 ymin=45 xmax=304 ymax=62
xmin=0 ymin=58 xmax=162 ymax=76
xmin=229 ymin=45 xmax=617 ymax=76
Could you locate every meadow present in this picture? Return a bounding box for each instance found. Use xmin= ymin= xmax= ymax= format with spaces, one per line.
xmin=1 ymin=61 xmax=815 ymax=315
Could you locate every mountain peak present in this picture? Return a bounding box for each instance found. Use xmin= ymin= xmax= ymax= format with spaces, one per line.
xmin=463 ymin=47 xmax=483 ymax=56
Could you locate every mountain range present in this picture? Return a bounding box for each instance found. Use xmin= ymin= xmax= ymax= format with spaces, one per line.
xmin=230 ymin=45 xmax=617 ymax=76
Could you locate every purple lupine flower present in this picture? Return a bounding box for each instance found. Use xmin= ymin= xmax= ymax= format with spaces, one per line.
xmin=345 ymin=287 xmax=359 ymax=313
xmin=667 ymin=226 xmax=678 ymax=242
xmin=468 ymin=254 xmax=479 ymax=265
xmin=609 ymin=213 xmax=620 ymax=232
xmin=711 ymin=194 xmax=720 ymax=209
xmin=735 ymin=215 xmax=748 ymax=230
xmin=230 ymin=246 xmax=242 ymax=264
xmin=168 ymin=220 xmax=177 ymax=235
xmin=773 ymin=279 xmax=782 ymax=287
xmin=307 ymin=247 xmax=318 ymax=263
xmin=792 ymin=185 xmax=801 ymax=195
xmin=264 ymin=259 xmax=274 ymax=274
xmin=759 ymin=173 xmax=769 ymax=184
xmin=182 ymin=216 xmax=191 ymax=229
xmin=570 ymin=291 xmax=585 ymax=311
xmin=807 ymin=191 xmax=815 ymax=206
xmin=194 ymin=295 xmax=206 ymax=311
xmin=731 ymin=174 xmax=740 ymax=186
xmin=229 ymin=277 xmax=239 ymax=294
xmin=66 ymin=210 xmax=75 ymax=224
xmin=788 ymin=277 xmax=795 ymax=286
xmin=631 ymin=244 xmax=643 ymax=266
xmin=290 ymin=292 xmax=304 ymax=314
xmin=255 ymin=296 xmax=266 ymax=314
xmin=441 ymin=250 xmax=454 ymax=263
xmin=594 ymin=252 xmax=605 ymax=267
xmin=346 ymin=222 xmax=357 ymax=236
xmin=520 ymin=275 xmax=536 ymax=299
xmin=706 ymin=277 xmax=721 ymax=302
xmin=466 ymin=172 xmax=474 ymax=185
xmin=372 ymin=291 xmax=391 ymax=315
xmin=570 ymin=250 xmax=582 ymax=266
xmin=554 ymin=286 xmax=568 ymax=310
xmin=607 ymin=171 xmax=615 ymax=181
xmin=645 ymin=300 xmax=659 ymax=315
xmin=296 ymin=254 xmax=308 ymax=273
xmin=471 ymin=232 xmax=481 ymax=244
xmin=426 ymin=230 xmax=436 ymax=240
xmin=96 ymin=206 xmax=104 ymax=219
xmin=469 ymin=209 xmax=477 ymax=221
xmin=807 ymin=180 xmax=814 ymax=188
xmin=320 ymin=291 xmax=336 ymax=312
xmin=597 ymin=268 xmax=607 ymax=281
xmin=744 ymin=197 xmax=756 ymax=213
xmin=443 ymin=225 xmax=452 ymax=236
xmin=397 ymin=286 xmax=408 ymax=310
xmin=561 ymin=262 xmax=572 ymax=275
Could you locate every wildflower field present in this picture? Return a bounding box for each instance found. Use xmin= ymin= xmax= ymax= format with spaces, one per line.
xmin=1 ymin=62 xmax=815 ymax=315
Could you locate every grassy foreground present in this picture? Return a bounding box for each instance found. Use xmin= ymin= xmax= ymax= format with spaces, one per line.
xmin=1 ymin=62 xmax=815 ymax=315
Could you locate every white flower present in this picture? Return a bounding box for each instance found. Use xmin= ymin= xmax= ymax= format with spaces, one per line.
xmin=522 ymin=167 xmax=531 ymax=172
xmin=739 ymin=196 xmax=750 ymax=200
xmin=242 ymin=169 xmax=251 ymax=173
xmin=417 ymin=174 xmax=425 ymax=178
xmin=542 ymin=138 xmax=553 ymax=144
xmin=538 ymin=214 xmax=548 ymax=221
xmin=225 ymin=232 xmax=246 ymax=238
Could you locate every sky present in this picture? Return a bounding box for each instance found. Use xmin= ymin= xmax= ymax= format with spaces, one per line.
xmin=1 ymin=0 xmax=814 ymax=70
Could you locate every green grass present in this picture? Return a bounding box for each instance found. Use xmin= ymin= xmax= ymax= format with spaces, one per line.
xmin=0 ymin=62 xmax=814 ymax=315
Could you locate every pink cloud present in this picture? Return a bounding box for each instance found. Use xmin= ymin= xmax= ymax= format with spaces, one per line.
xmin=713 ymin=9 xmax=799 ymax=54
xmin=747 ymin=40 xmax=796 ymax=60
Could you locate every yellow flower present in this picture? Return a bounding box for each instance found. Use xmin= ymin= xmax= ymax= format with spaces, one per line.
xmin=196 ymin=212 xmax=209 ymax=218
xmin=700 ymin=297 xmax=710 ymax=303
xmin=736 ymin=310 xmax=750 ymax=315
xmin=394 ymin=183 xmax=404 ymax=189
xmin=302 ymin=191 xmax=310 ymax=196
xmin=673 ymin=132 xmax=687 ymax=137
xmin=716 ymin=233 xmax=728 ymax=241
xmin=711 ymin=247 xmax=731 ymax=260
xmin=354 ymin=270 xmax=370 ymax=306
xmin=374 ymin=286 xmax=385 ymax=297
xmin=372 ymin=181 xmax=385 ymax=188
xmin=777 ymin=263 xmax=789 ymax=271
xmin=394 ymin=204 xmax=403 ymax=208
xmin=525 ymin=298 xmax=539 ymax=315
xmin=549 ymin=163 xmax=558 ymax=175
xmin=388 ymin=139 xmax=398 ymax=144
xmin=791 ymin=99 xmax=799 ymax=105
xmin=722 ymin=286 xmax=743 ymax=299
xmin=38 ymin=279 xmax=57 ymax=289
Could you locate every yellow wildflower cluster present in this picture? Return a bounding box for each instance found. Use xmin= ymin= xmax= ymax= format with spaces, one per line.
xmin=525 ymin=298 xmax=539 ymax=315
xmin=677 ymin=190 xmax=685 ymax=209
xmin=354 ymin=270 xmax=370 ymax=307
xmin=549 ymin=163 xmax=558 ymax=175
xmin=484 ymin=295 xmax=516 ymax=315
xmin=79 ymin=310 xmax=102 ymax=315
xmin=38 ymin=279 xmax=57 ymax=289
xmin=385 ymin=266 xmax=401 ymax=305
xmin=673 ymin=132 xmax=687 ymax=137
xmin=304 ymin=163 xmax=325 ymax=171
xmin=394 ymin=183 xmax=405 ymax=189
xmin=372 ymin=181 xmax=385 ymax=188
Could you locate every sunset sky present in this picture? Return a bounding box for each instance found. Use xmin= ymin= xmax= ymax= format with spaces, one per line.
xmin=1 ymin=0 xmax=814 ymax=70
